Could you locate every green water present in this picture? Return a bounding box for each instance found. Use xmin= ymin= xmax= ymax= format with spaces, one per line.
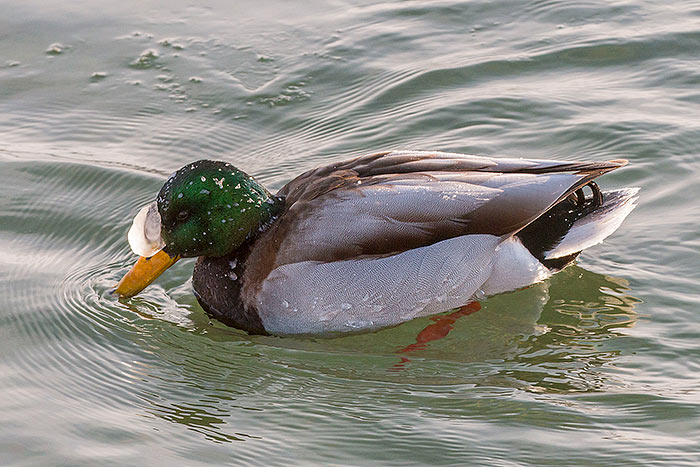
xmin=1 ymin=0 xmax=699 ymax=464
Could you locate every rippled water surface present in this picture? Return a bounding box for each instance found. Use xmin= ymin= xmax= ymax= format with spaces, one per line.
xmin=1 ymin=0 xmax=699 ymax=464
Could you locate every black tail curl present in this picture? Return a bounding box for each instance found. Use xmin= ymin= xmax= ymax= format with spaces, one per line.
xmin=517 ymin=181 xmax=604 ymax=271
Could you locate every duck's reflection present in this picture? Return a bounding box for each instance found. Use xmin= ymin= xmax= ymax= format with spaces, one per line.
xmin=390 ymin=265 xmax=640 ymax=392
xmin=134 ymin=265 xmax=640 ymax=444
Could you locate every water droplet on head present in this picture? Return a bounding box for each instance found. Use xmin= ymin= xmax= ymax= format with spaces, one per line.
xmin=281 ymin=300 xmax=289 ymax=308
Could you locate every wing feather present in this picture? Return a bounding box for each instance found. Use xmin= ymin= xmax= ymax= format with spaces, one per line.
xmin=277 ymin=150 xmax=625 ymax=204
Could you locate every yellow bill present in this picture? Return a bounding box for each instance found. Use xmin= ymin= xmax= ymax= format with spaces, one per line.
xmin=114 ymin=249 xmax=180 ymax=298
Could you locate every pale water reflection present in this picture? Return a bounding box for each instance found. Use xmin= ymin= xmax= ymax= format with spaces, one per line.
xmin=120 ymin=266 xmax=641 ymax=446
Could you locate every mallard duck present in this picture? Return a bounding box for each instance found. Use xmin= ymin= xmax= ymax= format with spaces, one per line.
xmin=115 ymin=151 xmax=638 ymax=335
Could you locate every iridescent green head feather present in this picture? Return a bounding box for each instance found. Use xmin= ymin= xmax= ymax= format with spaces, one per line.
xmin=156 ymin=160 xmax=282 ymax=257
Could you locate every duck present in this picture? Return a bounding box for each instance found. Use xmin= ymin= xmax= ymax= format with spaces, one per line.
xmin=115 ymin=151 xmax=638 ymax=336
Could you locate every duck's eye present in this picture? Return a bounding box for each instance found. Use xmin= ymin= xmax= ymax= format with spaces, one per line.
xmin=176 ymin=210 xmax=189 ymax=221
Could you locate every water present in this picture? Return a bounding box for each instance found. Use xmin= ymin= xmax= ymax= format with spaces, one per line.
xmin=1 ymin=0 xmax=699 ymax=464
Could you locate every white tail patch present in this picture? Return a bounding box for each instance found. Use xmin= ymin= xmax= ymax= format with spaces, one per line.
xmin=544 ymin=188 xmax=640 ymax=260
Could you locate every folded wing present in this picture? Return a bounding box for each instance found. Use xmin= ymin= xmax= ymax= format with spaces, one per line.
xmin=270 ymin=151 xmax=626 ymax=265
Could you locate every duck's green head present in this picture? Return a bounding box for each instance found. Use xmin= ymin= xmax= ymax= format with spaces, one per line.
xmin=156 ymin=160 xmax=280 ymax=257
xmin=115 ymin=160 xmax=282 ymax=297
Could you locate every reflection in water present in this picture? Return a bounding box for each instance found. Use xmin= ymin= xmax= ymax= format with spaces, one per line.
xmin=147 ymin=399 xmax=261 ymax=444
xmin=130 ymin=264 xmax=640 ymax=443
xmin=458 ymin=265 xmax=640 ymax=393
